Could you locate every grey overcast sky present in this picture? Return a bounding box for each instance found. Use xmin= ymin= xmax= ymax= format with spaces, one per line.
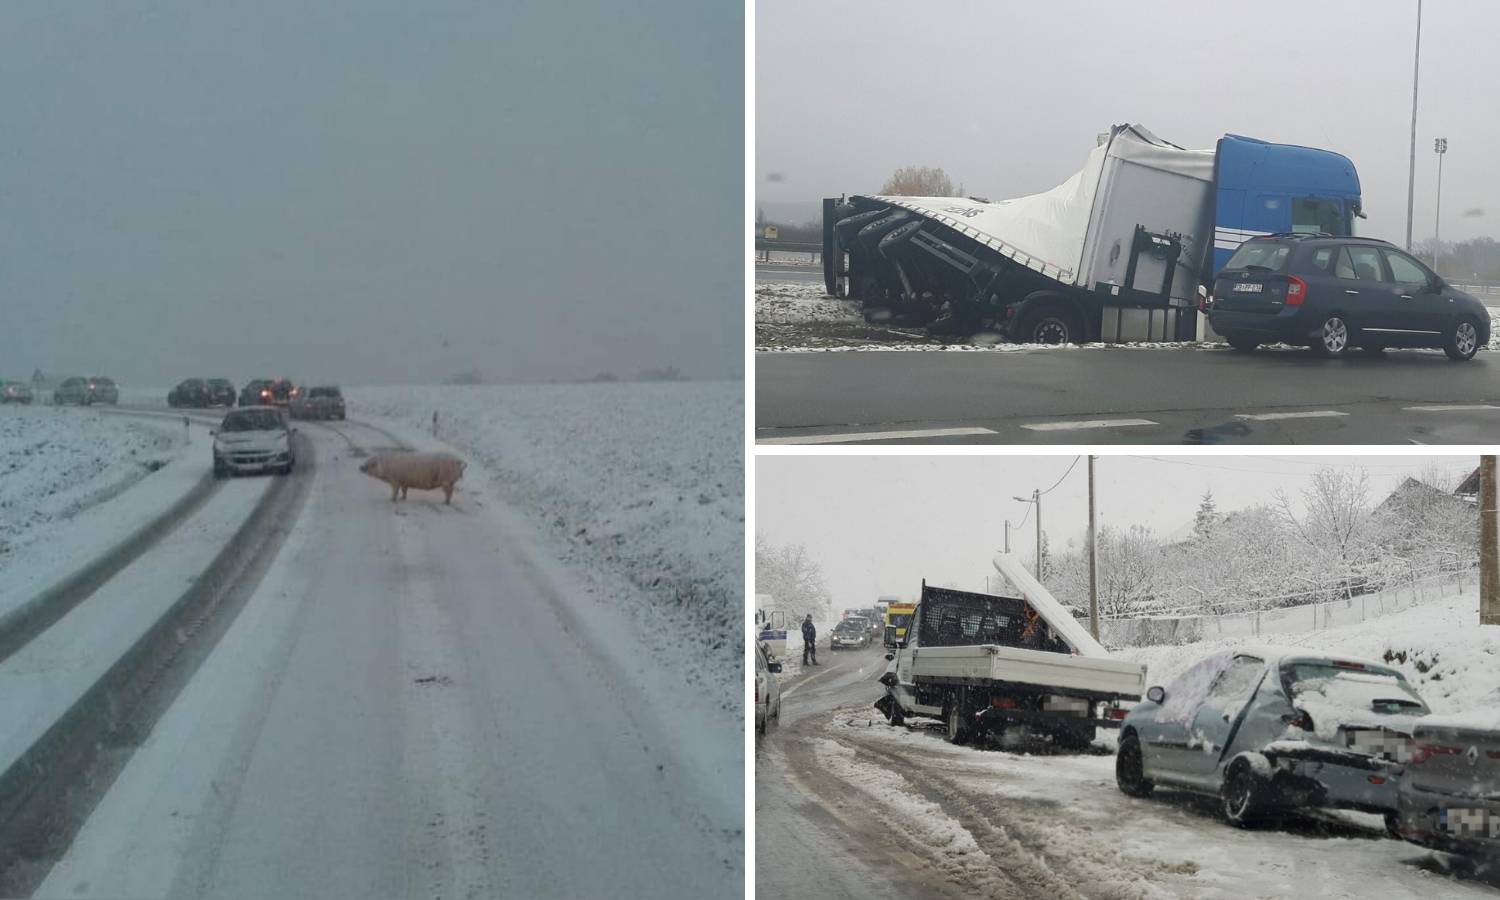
xmin=756 ymin=455 xmax=1476 ymax=607
xmin=756 ymin=0 xmax=1497 ymax=247
xmin=1 ymin=1 xmax=742 ymax=386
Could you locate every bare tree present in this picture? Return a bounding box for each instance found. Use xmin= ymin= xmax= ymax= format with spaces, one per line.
xmin=879 ymin=166 xmax=957 ymax=197
xmin=754 ymin=534 xmax=834 ymax=623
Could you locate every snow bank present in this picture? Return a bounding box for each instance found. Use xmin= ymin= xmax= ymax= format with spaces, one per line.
xmin=1121 ymin=591 xmax=1500 ymax=720
xmin=345 ymin=382 xmax=743 ymax=707
xmin=0 ymin=407 xmax=181 ymax=559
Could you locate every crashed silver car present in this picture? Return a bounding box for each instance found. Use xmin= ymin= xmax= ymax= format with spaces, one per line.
xmin=1116 ymin=648 xmax=1428 ymax=831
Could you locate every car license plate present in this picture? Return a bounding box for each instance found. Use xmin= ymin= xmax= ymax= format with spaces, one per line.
xmin=1232 ymin=283 xmax=1263 ymax=293
xmin=1347 ymin=729 xmax=1409 ymax=760
xmin=1439 ymin=807 xmax=1500 ymax=838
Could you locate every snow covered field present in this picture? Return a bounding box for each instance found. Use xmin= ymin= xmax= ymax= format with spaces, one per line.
xmin=347 ymin=381 xmax=744 ymax=708
xmin=0 ymin=407 xmax=182 ymax=560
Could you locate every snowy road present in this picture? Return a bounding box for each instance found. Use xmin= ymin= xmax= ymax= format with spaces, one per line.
xmin=756 ymin=646 xmax=1500 ymax=900
xmin=15 ymin=417 xmax=739 ymax=898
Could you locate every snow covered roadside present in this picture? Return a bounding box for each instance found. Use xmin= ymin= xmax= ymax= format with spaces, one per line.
xmin=0 ymin=410 xmax=212 ymax=622
xmin=0 ymin=406 xmax=189 ymax=561
xmin=346 ymin=382 xmax=743 ymax=711
xmin=1119 ymin=588 xmax=1500 ymax=719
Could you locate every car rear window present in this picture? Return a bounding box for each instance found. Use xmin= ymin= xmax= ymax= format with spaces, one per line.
xmin=1282 ymin=663 xmax=1427 ymax=713
xmin=1222 ymin=241 xmax=1291 ymax=273
xmin=222 ymin=410 xmax=284 ymax=431
xmin=309 ymin=387 xmax=341 ymax=398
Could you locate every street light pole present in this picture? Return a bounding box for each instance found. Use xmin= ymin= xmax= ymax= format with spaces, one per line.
xmin=1434 ymin=137 xmax=1448 ymax=271
xmin=1405 ymin=0 xmax=1423 ymax=251
xmin=1012 ymin=491 xmax=1042 ymax=579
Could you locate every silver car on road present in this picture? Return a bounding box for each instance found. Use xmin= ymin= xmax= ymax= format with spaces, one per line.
xmin=1116 ymin=648 xmax=1428 ymax=831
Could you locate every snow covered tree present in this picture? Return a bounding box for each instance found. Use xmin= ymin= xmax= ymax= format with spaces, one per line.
xmin=754 ymin=534 xmax=835 ymax=623
xmin=1193 ymin=490 xmax=1220 ymax=543
xmin=879 ymin=166 xmax=956 ymax=197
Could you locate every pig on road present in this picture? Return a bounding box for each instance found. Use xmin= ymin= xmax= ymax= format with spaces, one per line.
xmin=359 ymin=451 xmax=467 ymax=504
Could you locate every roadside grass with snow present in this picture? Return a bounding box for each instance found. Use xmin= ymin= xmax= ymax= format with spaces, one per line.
xmin=347 ymin=382 xmax=743 ymax=710
xmin=0 ymin=407 xmax=181 ymax=560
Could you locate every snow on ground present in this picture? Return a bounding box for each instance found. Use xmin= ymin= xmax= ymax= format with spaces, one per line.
xmin=1119 ymin=585 xmax=1499 ymax=719
xmin=346 ymin=381 xmax=743 ymax=710
xmin=0 ymin=407 xmax=182 ymax=560
xmin=755 ymin=282 xmax=864 ymax=325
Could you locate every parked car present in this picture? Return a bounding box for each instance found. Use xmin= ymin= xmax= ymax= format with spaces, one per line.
xmin=290 ymin=385 xmax=345 ymax=420
xmin=755 ymin=642 xmax=783 ymax=736
xmin=830 ymin=619 xmax=870 ymax=651
xmin=168 ymin=378 xmax=210 ymax=408
xmin=53 ymin=377 xmax=90 ymax=405
xmin=206 ymin=378 xmax=237 ymax=406
xmin=1 ymin=381 xmax=33 ymax=404
xmin=86 ymin=377 xmax=119 ymax=405
xmin=1207 ymin=234 xmax=1489 ymax=360
xmin=1396 ymin=712 xmax=1500 ymax=858
xmin=212 ymin=406 xmax=297 ymax=477
xmin=1116 ymin=649 xmax=1429 ymax=831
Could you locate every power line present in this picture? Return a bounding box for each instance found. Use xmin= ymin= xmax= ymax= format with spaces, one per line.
xmin=1038 ymin=455 xmax=1082 ymax=496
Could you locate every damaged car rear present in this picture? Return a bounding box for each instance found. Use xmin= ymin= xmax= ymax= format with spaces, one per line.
xmin=1396 ymin=712 xmax=1500 ymax=858
xmin=1116 ymin=649 xmax=1428 ymax=832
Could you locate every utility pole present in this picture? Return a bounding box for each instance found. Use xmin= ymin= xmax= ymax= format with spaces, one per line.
xmin=1482 ymin=456 xmax=1498 ymax=625
xmin=1034 ymin=489 xmax=1042 ymax=581
xmin=1088 ymin=455 xmax=1099 ymax=640
xmin=1405 ymin=0 xmax=1423 ymax=250
xmin=1004 ymin=520 xmax=1011 ymax=554
xmin=1433 ymin=137 xmax=1448 ymax=271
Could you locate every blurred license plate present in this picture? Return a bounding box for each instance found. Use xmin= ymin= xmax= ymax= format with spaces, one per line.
xmin=1439 ymin=807 xmax=1500 ymax=838
xmin=1232 ymin=283 xmax=1264 ymax=293
xmin=1347 ymin=729 xmax=1409 ymax=760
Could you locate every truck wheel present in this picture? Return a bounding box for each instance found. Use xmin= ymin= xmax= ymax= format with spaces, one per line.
xmin=1019 ymin=304 xmax=1081 ymax=345
xmin=1222 ymin=761 xmax=1269 ymax=827
xmin=1115 ymin=733 xmax=1154 ymax=797
xmin=943 ymin=692 xmax=971 ymax=745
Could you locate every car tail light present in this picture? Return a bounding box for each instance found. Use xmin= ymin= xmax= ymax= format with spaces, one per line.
xmin=1408 ymin=742 xmax=1462 ymax=766
xmin=1284 ymin=275 xmax=1308 ymax=306
xmin=1367 ymin=775 xmax=1387 ymax=785
xmin=1331 ymin=659 xmax=1365 ymax=670
xmin=1106 ymin=706 xmax=1129 ymax=721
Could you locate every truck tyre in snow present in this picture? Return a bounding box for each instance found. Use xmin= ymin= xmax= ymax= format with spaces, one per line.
xmin=1226 ymin=334 xmax=1259 ymax=352
xmin=1019 ymin=304 xmax=1080 ymax=345
xmin=1312 ymin=315 xmax=1350 ymax=357
xmin=1445 ymin=316 xmax=1480 ymax=361
xmin=1115 ymin=733 xmax=1154 ymax=797
xmin=1221 ymin=761 xmax=1270 ymax=827
xmin=943 ymin=691 xmax=972 ymax=745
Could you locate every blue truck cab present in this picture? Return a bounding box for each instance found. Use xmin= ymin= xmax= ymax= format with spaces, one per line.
xmin=1211 ymin=134 xmax=1362 ymax=273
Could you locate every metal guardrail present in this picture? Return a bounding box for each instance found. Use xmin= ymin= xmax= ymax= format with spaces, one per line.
xmin=1451 ymin=282 xmax=1500 ymax=296
xmin=755 ymin=239 xmax=821 ymax=263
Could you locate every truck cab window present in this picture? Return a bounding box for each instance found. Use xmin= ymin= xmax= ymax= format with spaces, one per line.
xmin=1292 ymin=197 xmax=1347 ymax=236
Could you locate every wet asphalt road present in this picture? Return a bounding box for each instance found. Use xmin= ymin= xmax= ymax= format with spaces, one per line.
xmin=755 ymin=345 xmax=1500 ymax=445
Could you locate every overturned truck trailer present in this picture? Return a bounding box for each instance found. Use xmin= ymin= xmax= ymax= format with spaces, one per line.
xmin=823 ymin=124 xmax=1362 ymax=343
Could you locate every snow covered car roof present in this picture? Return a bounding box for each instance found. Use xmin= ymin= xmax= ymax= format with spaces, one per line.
xmin=1225 ymin=645 xmax=1401 ymax=674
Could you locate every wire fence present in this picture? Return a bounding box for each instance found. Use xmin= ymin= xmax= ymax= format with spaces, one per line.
xmin=1099 ymin=566 xmax=1475 ymax=647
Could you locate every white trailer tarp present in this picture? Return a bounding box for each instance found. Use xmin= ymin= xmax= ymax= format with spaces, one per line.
xmin=875 ymin=124 xmax=1213 ymax=293
xmin=992 ymin=552 xmax=1109 ymax=659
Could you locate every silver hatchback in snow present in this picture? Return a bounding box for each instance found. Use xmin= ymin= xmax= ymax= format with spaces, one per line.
xmin=1116 ymin=649 xmax=1428 ymax=831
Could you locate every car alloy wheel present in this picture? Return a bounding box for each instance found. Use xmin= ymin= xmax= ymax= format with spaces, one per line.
xmin=1452 ymin=320 xmax=1478 ymax=359
xmin=1318 ymin=316 xmax=1349 ymax=356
